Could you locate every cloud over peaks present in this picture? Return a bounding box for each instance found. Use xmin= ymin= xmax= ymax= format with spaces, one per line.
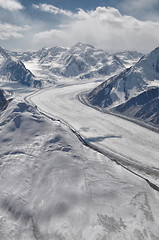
xmin=34 ymin=6 xmax=159 ymax=52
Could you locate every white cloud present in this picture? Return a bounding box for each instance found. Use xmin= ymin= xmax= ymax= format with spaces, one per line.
xmin=34 ymin=6 xmax=159 ymax=52
xmin=0 ymin=22 xmax=29 ymax=40
xmin=0 ymin=0 xmax=23 ymax=11
xmin=33 ymin=4 xmax=73 ymax=17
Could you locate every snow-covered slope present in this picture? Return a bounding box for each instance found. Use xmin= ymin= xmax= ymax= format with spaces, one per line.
xmin=0 ymin=47 xmax=41 ymax=88
xmin=0 ymin=92 xmax=159 ymax=239
xmin=87 ymin=47 xmax=159 ymax=121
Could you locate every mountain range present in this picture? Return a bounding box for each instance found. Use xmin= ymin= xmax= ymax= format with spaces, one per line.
xmin=5 ymin=43 xmax=142 ymax=84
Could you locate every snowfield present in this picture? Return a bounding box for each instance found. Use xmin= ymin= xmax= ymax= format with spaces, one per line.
xmin=0 ymin=91 xmax=159 ymax=239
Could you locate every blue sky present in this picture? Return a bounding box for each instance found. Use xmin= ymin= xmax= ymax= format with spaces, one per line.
xmin=0 ymin=0 xmax=159 ymax=52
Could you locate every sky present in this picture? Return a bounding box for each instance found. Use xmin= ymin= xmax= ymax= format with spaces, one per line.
xmin=0 ymin=0 xmax=159 ymax=53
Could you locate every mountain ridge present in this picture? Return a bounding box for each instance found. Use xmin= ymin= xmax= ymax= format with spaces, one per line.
xmin=87 ymin=46 xmax=159 ymax=125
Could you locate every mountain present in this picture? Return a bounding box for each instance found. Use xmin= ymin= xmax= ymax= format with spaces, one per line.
xmin=0 ymin=47 xmax=41 ymax=88
xmin=57 ymin=42 xmax=110 ymax=77
xmin=87 ymin=47 xmax=159 ymax=125
xmin=44 ymin=42 xmax=126 ymax=78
